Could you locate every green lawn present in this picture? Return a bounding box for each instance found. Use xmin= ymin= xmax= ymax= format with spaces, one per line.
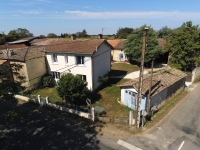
xmin=111 ymin=62 xmax=139 ymax=76
xmin=88 ymin=78 xmax=133 ymax=117
xmin=31 ymin=62 xmax=138 ymax=117
xmin=32 ymin=87 xmax=62 ymax=104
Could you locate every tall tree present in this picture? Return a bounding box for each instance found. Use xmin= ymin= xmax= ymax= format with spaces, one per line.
xmin=165 ymin=21 xmax=200 ymax=71
xmin=56 ymin=73 xmax=87 ymax=104
xmin=8 ymin=28 xmax=33 ymax=40
xmin=157 ymin=26 xmax=169 ymax=38
xmin=115 ymin=27 xmax=134 ymax=39
xmin=124 ymin=25 xmax=163 ymax=65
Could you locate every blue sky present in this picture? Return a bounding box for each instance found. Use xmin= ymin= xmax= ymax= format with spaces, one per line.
xmin=1 ymin=0 xmax=200 ymax=36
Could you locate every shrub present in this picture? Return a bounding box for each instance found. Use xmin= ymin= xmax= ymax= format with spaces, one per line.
xmin=41 ymin=74 xmax=54 ymax=88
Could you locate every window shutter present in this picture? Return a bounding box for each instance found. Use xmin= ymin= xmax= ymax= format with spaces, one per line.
xmin=74 ymin=56 xmax=77 ymax=65
xmin=84 ymin=56 xmax=86 ymax=66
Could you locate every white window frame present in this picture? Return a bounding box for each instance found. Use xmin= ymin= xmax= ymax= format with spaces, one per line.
xmin=52 ymin=54 xmax=58 ymax=64
xmin=76 ymin=56 xmax=85 ymax=66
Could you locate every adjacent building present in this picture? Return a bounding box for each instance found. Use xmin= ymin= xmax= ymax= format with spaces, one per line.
xmin=118 ymin=68 xmax=187 ymax=112
xmin=0 ymin=46 xmax=47 ymax=89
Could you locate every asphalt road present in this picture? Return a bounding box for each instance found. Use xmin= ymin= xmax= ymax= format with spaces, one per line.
xmin=1 ymin=84 xmax=199 ymax=150
xmin=104 ymin=83 xmax=200 ymax=150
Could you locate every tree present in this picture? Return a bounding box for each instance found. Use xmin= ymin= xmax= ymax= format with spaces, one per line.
xmin=8 ymin=28 xmax=33 ymax=40
xmin=165 ymin=21 xmax=200 ymax=71
xmin=0 ymin=62 xmax=25 ymax=101
xmin=115 ymin=27 xmax=134 ymax=39
xmin=124 ymin=25 xmax=163 ymax=65
xmin=76 ymin=29 xmax=88 ymax=38
xmin=39 ymin=35 xmax=46 ymax=39
xmin=56 ymin=73 xmax=87 ymax=104
xmin=47 ymin=33 xmax=57 ymax=38
xmin=157 ymin=26 xmax=170 ymax=38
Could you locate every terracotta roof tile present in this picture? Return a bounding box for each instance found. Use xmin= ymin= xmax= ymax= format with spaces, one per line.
xmin=118 ymin=68 xmax=187 ymax=96
xmin=45 ymin=39 xmax=111 ymax=54
xmin=0 ymin=46 xmax=45 ymax=62
xmin=107 ymin=39 xmax=126 ymax=50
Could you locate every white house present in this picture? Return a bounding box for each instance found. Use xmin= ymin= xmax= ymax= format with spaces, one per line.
xmin=107 ymin=39 xmax=128 ymax=62
xmin=45 ymin=39 xmax=113 ymax=92
xmin=118 ymin=68 xmax=187 ymax=112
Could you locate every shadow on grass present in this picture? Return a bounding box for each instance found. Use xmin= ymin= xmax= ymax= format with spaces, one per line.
xmin=87 ymin=78 xmax=123 ymax=105
xmin=111 ymin=69 xmax=127 ymax=76
xmin=0 ymin=99 xmax=107 ymax=150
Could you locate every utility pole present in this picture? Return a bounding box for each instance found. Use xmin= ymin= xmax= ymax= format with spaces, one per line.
xmin=102 ymin=28 xmax=105 ymax=35
xmin=135 ymin=27 xmax=149 ymax=129
xmin=147 ymin=60 xmax=154 ymax=119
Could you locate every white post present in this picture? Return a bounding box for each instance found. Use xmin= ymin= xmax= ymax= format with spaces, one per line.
xmin=46 ymin=96 xmax=49 ymax=104
xmin=38 ymin=95 xmax=41 ymax=104
xmin=129 ymin=111 xmax=133 ymax=125
xmin=91 ymin=107 xmax=95 ymax=121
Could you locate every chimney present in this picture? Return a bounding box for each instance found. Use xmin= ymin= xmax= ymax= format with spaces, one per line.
xmin=71 ymin=34 xmax=76 ymax=40
xmin=98 ymin=34 xmax=103 ymax=39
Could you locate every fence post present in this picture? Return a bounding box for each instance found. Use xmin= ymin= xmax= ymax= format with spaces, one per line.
xmin=129 ymin=111 xmax=133 ymax=125
xmin=91 ymin=107 xmax=95 ymax=121
xmin=46 ymin=96 xmax=49 ymax=104
xmin=38 ymin=95 xmax=41 ymax=104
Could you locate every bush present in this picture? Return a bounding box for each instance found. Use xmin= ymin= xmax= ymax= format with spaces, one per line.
xmin=41 ymin=74 xmax=54 ymax=88
xmin=194 ymin=74 xmax=200 ymax=82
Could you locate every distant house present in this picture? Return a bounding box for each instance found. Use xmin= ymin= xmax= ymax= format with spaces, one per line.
xmin=107 ymin=39 xmax=127 ymax=62
xmin=6 ymin=37 xmax=38 ymax=46
xmin=45 ymin=39 xmax=113 ymax=92
xmin=0 ymin=46 xmax=47 ymax=89
xmin=118 ymin=68 xmax=187 ymax=112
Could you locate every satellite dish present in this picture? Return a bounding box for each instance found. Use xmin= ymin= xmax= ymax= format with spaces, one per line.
xmin=86 ymin=98 xmax=91 ymax=105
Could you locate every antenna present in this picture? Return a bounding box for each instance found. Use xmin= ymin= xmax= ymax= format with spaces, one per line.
xmin=102 ymin=28 xmax=106 ymax=35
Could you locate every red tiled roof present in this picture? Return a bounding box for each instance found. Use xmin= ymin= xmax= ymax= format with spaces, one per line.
xmin=45 ymin=39 xmax=112 ymax=54
xmin=107 ymin=39 xmax=126 ymax=50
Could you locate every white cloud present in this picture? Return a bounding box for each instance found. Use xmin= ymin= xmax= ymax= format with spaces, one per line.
xmin=64 ymin=10 xmax=200 ymax=20
xmin=18 ymin=10 xmax=43 ymax=15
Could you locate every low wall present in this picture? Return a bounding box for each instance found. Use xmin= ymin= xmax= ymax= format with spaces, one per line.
xmin=14 ymin=95 xmax=94 ymax=121
xmin=192 ymin=67 xmax=200 ymax=82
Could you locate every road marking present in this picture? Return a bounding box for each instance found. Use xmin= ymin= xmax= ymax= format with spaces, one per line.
xmin=178 ymin=141 xmax=185 ymax=150
xmin=117 ymin=139 xmax=142 ymax=150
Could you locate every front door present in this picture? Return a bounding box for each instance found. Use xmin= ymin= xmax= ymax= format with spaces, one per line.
xmin=124 ymin=90 xmax=137 ymax=110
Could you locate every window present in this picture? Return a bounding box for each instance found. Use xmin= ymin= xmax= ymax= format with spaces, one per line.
xmin=65 ymin=55 xmax=68 ymax=64
xmin=76 ymin=56 xmax=85 ymax=65
xmin=52 ymin=72 xmax=60 ymax=79
xmin=52 ymin=54 xmax=58 ymax=63
xmin=77 ymin=74 xmax=86 ymax=81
